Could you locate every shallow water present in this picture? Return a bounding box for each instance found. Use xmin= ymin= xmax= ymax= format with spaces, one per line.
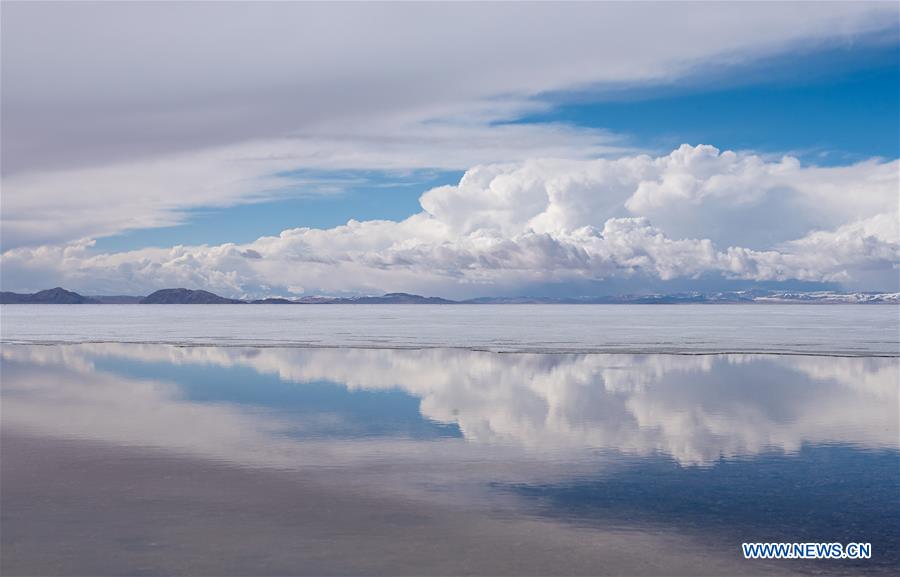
xmin=2 ymin=343 xmax=898 ymax=575
xmin=2 ymin=304 xmax=898 ymax=355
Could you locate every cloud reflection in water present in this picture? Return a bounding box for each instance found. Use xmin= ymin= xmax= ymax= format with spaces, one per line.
xmin=2 ymin=344 xmax=896 ymax=469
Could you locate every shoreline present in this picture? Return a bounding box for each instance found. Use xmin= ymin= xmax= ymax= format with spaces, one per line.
xmin=2 ymin=339 xmax=898 ymax=358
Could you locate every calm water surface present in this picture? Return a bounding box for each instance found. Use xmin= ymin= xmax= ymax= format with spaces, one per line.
xmin=1 ymin=342 xmax=898 ymax=575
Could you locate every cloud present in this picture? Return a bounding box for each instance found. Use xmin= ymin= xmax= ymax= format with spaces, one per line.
xmin=2 ymin=2 xmax=897 ymax=252
xmin=2 ymin=145 xmax=897 ymax=296
xmin=4 ymin=1 xmax=895 ymax=175
xmin=721 ymin=212 xmax=899 ymax=285
xmin=0 ymin=120 xmax=627 ymax=249
xmin=4 ymin=344 xmax=897 ymax=467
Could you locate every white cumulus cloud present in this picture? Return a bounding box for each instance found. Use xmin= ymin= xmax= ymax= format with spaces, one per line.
xmin=2 ymin=145 xmax=897 ymax=296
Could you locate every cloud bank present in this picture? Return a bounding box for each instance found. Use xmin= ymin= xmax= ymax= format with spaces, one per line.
xmin=2 ymin=145 xmax=897 ymax=297
xmin=4 ymin=344 xmax=897 ymax=467
xmin=1 ymin=120 xmax=624 ymax=248
xmin=2 ymin=2 xmax=898 ymax=295
xmin=4 ymin=1 xmax=895 ymax=176
xmin=2 ymin=1 xmax=898 ymax=254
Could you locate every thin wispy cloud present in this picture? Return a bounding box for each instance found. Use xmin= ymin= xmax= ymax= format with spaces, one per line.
xmin=4 ymin=146 xmax=896 ymax=297
xmin=1 ymin=1 xmax=897 ymax=295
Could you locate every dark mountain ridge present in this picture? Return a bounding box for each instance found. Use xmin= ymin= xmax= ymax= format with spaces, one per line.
xmin=140 ymin=288 xmax=245 ymax=304
xmin=346 ymin=293 xmax=456 ymax=304
xmin=0 ymin=287 xmax=98 ymax=304
xmin=91 ymin=295 xmax=144 ymax=304
xmin=2 ymin=287 xmax=898 ymax=305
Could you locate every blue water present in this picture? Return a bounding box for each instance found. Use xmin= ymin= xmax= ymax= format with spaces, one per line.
xmin=2 ymin=343 xmax=898 ymax=575
xmin=94 ymin=356 xmax=462 ymax=440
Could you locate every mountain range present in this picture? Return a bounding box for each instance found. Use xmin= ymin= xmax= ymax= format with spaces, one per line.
xmin=1 ymin=287 xmax=898 ymax=305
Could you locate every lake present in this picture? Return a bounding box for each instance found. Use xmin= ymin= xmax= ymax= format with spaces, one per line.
xmin=1 ymin=304 xmax=898 ymax=354
xmin=1 ymin=305 xmax=898 ymax=575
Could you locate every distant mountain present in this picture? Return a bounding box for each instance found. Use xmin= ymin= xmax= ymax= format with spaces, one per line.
xmin=140 ymin=288 xmax=245 ymax=304
xmin=2 ymin=287 xmax=898 ymax=305
xmin=463 ymin=291 xmax=900 ymax=304
xmin=0 ymin=287 xmax=98 ymax=304
xmin=750 ymin=291 xmax=900 ymax=304
xmin=91 ymin=295 xmax=145 ymax=304
xmin=250 ymin=293 xmax=457 ymax=304
xmin=462 ymin=296 xmax=561 ymax=304
xmin=289 ymin=296 xmax=344 ymax=304
xmin=344 ymin=293 xmax=456 ymax=304
xmin=461 ymin=294 xmax=718 ymax=304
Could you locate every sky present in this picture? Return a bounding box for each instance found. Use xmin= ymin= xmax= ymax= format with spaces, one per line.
xmin=1 ymin=1 xmax=898 ymax=298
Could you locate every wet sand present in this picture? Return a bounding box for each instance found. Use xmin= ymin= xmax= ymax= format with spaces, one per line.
xmin=1 ymin=431 xmax=798 ymax=577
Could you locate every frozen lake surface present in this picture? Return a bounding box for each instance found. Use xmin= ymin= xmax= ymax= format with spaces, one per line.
xmin=1 ymin=304 xmax=898 ymax=355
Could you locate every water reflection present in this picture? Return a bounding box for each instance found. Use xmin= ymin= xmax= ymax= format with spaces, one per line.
xmin=2 ymin=344 xmax=898 ymax=575
xmin=2 ymin=344 xmax=897 ymax=467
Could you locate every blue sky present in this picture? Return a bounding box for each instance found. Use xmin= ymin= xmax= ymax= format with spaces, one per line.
xmin=2 ymin=2 xmax=898 ymax=297
xmin=94 ymin=41 xmax=899 ymax=253
xmin=95 ymin=169 xmax=465 ymax=251
xmin=528 ymin=45 xmax=899 ymax=162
